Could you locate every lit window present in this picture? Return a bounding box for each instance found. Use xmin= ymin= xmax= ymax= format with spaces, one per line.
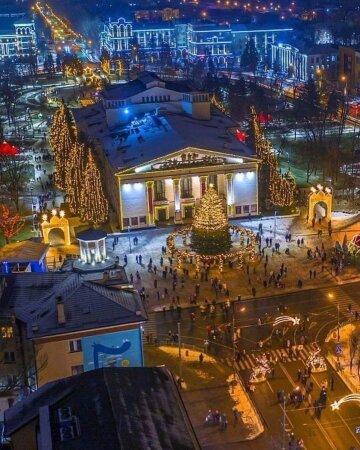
xmin=69 ymin=340 xmax=82 ymax=353
xmin=1 ymin=327 xmax=13 ymax=338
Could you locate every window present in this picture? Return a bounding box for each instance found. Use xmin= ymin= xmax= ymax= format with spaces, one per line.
xmin=243 ymin=205 xmax=250 ymax=214
xmin=155 ymin=180 xmax=166 ymax=200
xmin=235 ymin=206 xmax=242 ymax=214
xmin=251 ymin=204 xmax=257 ymax=213
xmin=181 ymin=178 xmax=192 ymax=198
xmin=131 ymin=217 xmax=139 ymax=226
xmin=139 ymin=216 xmax=147 ymax=224
xmin=1 ymin=327 xmax=13 ymax=338
xmin=69 ymin=339 xmax=82 ymax=353
xmin=4 ymin=352 xmax=15 ymax=364
xmin=123 ymin=218 xmax=130 ymax=227
xmin=208 ymin=175 xmax=218 ymax=190
xmin=71 ymin=365 xmax=84 ymax=376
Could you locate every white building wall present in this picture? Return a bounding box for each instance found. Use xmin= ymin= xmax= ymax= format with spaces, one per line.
xmin=218 ymin=174 xmax=226 ymax=196
xmin=121 ymin=182 xmax=147 ymax=222
xmin=165 ymin=178 xmax=174 ymax=201
xmin=192 ymin=176 xmax=201 ymax=198
xmin=233 ymin=171 xmax=257 ymax=212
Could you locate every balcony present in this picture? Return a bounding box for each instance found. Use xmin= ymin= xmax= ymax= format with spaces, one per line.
xmin=154 ymin=193 xmax=168 ymax=205
xmin=181 ymin=191 xmax=194 ymax=199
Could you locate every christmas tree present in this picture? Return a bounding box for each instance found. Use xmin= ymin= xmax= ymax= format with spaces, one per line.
xmin=191 ymin=185 xmax=232 ymax=255
xmin=67 ymin=141 xmax=86 ymax=214
xmin=49 ymin=101 xmax=76 ymax=190
xmin=80 ymin=151 xmax=108 ymax=225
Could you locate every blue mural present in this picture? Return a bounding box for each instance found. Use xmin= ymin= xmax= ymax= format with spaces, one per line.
xmin=82 ymin=328 xmax=143 ymax=371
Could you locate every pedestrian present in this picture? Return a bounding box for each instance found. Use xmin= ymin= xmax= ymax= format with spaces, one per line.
xmin=313 ymin=270 xmax=316 ymax=279
xmin=233 ymin=407 xmax=239 ymax=424
xmin=220 ymin=413 xmax=228 ymax=430
xmin=199 ymin=352 xmax=204 ymax=363
xmin=309 ymin=270 xmax=312 ymax=279
xmin=136 ymin=255 xmax=139 ymax=264
xmin=330 ymin=375 xmax=334 ymax=391
xmin=297 ymin=368 xmax=302 ymax=381
xmin=130 ymin=273 xmax=134 ymax=284
xmin=252 ymin=286 xmax=256 ymax=297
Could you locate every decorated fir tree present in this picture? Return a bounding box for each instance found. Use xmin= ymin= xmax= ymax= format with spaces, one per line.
xmin=0 ymin=204 xmax=24 ymax=243
xmin=49 ymin=101 xmax=76 ymax=190
xmin=80 ymin=151 xmax=108 ymax=225
xmin=191 ymin=185 xmax=232 ymax=255
xmin=66 ymin=141 xmax=86 ymax=214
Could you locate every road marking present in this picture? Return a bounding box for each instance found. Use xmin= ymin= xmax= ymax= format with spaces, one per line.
xmin=279 ymin=363 xmax=338 ymax=450
xmin=266 ymin=380 xmax=274 ymax=393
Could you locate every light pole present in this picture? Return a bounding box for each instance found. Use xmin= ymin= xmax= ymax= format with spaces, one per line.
xmin=178 ymin=322 xmax=182 ymax=383
xmin=282 ymin=397 xmax=287 ymax=450
xmin=127 ymin=226 xmax=132 ymax=253
xmin=341 ymin=75 xmax=348 ymax=98
xmin=274 ymin=210 xmax=277 ymax=240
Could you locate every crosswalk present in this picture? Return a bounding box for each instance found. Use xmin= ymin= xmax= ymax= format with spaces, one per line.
xmin=233 ymin=343 xmax=320 ymax=371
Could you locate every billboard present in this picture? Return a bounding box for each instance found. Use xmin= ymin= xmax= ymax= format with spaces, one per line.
xmin=82 ymin=328 xmax=143 ymax=371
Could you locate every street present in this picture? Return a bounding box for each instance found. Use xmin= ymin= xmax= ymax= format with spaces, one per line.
xmin=145 ymin=282 xmax=360 ymax=449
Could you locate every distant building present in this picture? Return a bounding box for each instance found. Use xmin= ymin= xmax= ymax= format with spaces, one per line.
xmin=339 ymin=47 xmax=360 ymax=95
xmin=100 ymin=18 xmax=293 ymax=67
xmin=0 ymin=13 xmax=37 ymax=60
xmin=271 ymin=43 xmax=338 ymax=81
xmin=5 ymin=367 xmax=201 ymax=450
xmin=73 ymin=72 xmax=260 ymax=230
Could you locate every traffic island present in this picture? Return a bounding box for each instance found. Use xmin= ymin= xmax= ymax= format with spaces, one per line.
xmin=145 ymin=345 xmax=264 ymax=448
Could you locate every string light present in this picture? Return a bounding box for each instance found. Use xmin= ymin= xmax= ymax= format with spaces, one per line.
xmin=250 ymin=106 xmax=296 ymax=207
xmin=66 ymin=141 xmax=86 ymax=214
xmin=49 ymin=102 xmax=76 ymax=191
xmin=166 ymin=187 xmax=256 ymax=270
xmin=79 ymin=151 xmax=108 ymax=225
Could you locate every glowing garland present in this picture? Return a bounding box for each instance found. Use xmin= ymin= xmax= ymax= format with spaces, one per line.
xmin=250 ymin=106 xmax=296 ymax=207
xmin=167 ymin=224 xmax=256 ymax=272
xmin=273 ymin=316 xmax=300 ymax=327
xmin=79 ymin=151 xmax=108 ymax=225
xmin=193 ymin=185 xmax=228 ymax=232
xmin=66 ymin=141 xmax=86 ymax=214
xmin=331 ymin=395 xmax=360 ymax=411
xmin=49 ymin=102 xmax=77 ymax=191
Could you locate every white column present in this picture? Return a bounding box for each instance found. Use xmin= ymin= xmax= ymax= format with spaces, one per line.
xmin=226 ymin=173 xmax=234 ymax=216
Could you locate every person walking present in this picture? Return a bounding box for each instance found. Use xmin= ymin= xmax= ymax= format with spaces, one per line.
xmin=330 ymin=375 xmax=335 ymax=391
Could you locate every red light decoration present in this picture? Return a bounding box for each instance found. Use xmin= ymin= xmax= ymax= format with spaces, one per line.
xmin=0 ymin=141 xmax=19 ymax=156
xmin=236 ymin=129 xmax=247 ymax=142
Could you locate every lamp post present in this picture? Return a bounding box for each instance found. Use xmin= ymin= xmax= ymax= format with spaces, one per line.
xmin=127 ymin=226 xmax=132 ymax=253
xmin=341 ymin=75 xmax=348 ymax=98
xmin=274 ymin=210 xmax=277 ymax=240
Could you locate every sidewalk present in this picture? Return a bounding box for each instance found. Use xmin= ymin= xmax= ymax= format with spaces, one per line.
xmin=325 ymin=322 xmax=360 ymax=394
xmin=145 ymin=345 xmax=264 ymax=448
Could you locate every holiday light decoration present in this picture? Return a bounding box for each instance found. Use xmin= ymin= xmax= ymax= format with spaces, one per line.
xmin=167 ymin=187 xmax=255 ymax=271
xmin=305 ymin=348 xmax=327 ymax=373
xmin=0 ymin=204 xmax=25 ymax=243
xmin=191 ymin=185 xmax=232 ymax=255
xmin=80 ymin=151 xmax=108 ymax=225
xmin=49 ymin=102 xmax=76 ymax=190
xmin=210 ymin=94 xmax=229 ymax=115
xmin=0 ymin=141 xmax=18 ymax=156
xmin=250 ymin=106 xmax=296 ymax=207
xmin=331 ymin=394 xmax=360 ymax=411
xmin=249 ymin=354 xmax=272 ymax=383
xmin=273 ymin=315 xmax=300 ymax=327
xmin=348 ymin=234 xmax=360 ymax=257
xmin=66 ymin=141 xmax=86 ymax=214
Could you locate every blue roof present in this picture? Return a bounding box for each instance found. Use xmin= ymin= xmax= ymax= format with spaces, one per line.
xmin=77 ymin=228 xmax=107 ymax=241
xmin=2 ymin=273 xmax=147 ymax=339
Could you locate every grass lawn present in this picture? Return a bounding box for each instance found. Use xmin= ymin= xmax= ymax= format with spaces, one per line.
xmin=145 ymin=346 xmax=232 ymax=390
xmin=0 ymin=221 xmax=34 ymax=248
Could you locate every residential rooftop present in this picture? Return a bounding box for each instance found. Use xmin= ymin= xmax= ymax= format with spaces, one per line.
xmin=5 ymin=367 xmax=200 ymax=450
xmin=2 ymin=272 xmax=147 ymax=339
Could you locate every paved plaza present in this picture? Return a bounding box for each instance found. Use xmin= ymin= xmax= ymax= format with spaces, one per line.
xmin=105 ymin=213 xmax=360 ymax=312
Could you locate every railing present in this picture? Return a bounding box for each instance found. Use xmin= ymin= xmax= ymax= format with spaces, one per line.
xmin=181 ymin=191 xmax=194 ymax=199
xmin=154 ymin=194 xmax=167 ymax=202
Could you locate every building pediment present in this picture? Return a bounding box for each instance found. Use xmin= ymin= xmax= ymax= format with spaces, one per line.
xmin=118 ymin=147 xmax=259 ymax=176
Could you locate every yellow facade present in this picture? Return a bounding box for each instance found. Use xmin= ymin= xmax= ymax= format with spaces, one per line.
xmin=35 ymin=339 xmax=83 ymax=386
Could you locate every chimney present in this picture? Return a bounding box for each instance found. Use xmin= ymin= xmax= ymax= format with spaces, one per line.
xmin=56 ymin=296 xmax=66 ymax=325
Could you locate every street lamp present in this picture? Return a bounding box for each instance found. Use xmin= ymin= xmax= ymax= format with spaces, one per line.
xmin=341 ymin=75 xmax=348 ymax=98
xmin=274 ymin=210 xmax=277 ymax=239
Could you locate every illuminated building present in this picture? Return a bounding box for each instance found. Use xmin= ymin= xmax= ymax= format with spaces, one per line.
xmin=100 ymin=18 xmax=293 ymax=67
xmin=0 ymin=13 xmax=37 ymax=60
xmin=73 ymin=72 xmax=260 ymax=230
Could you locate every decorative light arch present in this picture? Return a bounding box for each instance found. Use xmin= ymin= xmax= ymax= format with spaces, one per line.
xmin=41 ymin=210 xmax=71 ymax=246
xmin=308 ymin=184 xmax=333 ymax=222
